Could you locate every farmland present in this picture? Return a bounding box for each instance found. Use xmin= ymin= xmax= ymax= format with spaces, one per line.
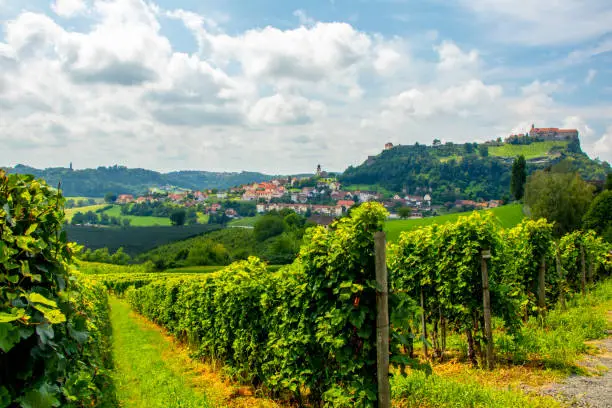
xmin=64 ymin=223 xmax=222 ymax=255
xmin=78 ymin=204 xmax=611 ymax=407
xmin=488 ymin=141 xmax=569 ymax=159
xmin=103 ymin=205 xmax=172 ymax=226
xmin=385 ymin=204 xmax=525 ymax=241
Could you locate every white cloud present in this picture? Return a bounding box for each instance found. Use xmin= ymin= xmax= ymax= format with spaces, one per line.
xmin=585 ymin=69 xmax=597 ymax=84
xmin=1 ymin=0 xmax=610 ymax=171
xmin=293 ymin=9 xmax=315 ymax=26
xmin=435 ymin=40 xmax=478 ymax=71
xmin=461 ymin=0 xmax=612 ymax=45
xmin=51 ymin=0 xmax=86 ymax=17
xmin=521 ymin=80 xmax=563 ymax=96
xmin=204 ymin=23 xmax=372 ymax=86
xmin=387 ymin=80 xmax=502 ymax=117
xmin=591 ymin=128 xmax=612 ymax=157
xmin=248 ymin=93 xmax=326 ymax=125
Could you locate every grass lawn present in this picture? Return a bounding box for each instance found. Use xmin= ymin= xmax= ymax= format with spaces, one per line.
xmin=228 ymin=215 xmax=261 ymax=227
xmin=64 ymin=204 xmax=109 ymax=221
xmin=385 ymin=204 xmax=524 ymax=241
xmin=103 ymin=205 xmax=172 ymax=226
xmin=109 ymin=297 xmax=214 ymax=408
xmin=488 ymin=141 xmax=568 ymax=159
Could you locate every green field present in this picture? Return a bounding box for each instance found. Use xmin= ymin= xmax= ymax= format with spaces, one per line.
xmin=343 ymin=184 xmax=392 ymax=195
xmin=228 ymin=215 xmax=261 ymax=227
xmin=488 ymin=141 xmax=568 ymax=159
xmin=385 ymin=204 xmax=525 ymax=241
xmin=65 ymin=196 xmax=104 ymax=203
xmin=103 ymin=205 xmax=172 ymax=226
xmin=65 ymin=204 xmax=109 ymax=221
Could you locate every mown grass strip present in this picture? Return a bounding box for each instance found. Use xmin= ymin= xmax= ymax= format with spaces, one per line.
xmin=109 ymin=296 xmax=213 ymax=408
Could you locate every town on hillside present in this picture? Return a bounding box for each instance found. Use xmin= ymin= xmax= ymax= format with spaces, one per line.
xmin=101 ymin=161 xmax=503 ymax=226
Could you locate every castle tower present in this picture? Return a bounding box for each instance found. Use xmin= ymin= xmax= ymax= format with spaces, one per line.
xmin=316 ymin=164 xmax=322 ymax=177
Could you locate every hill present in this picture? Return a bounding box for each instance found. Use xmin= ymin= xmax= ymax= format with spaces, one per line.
xmin=341 ymin=140 xmax=610 ymax=203
xmin=3 ymin=164 xmax=276 ymax=197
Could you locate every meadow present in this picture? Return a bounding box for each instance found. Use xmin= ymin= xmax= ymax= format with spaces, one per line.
xmin=385 ymin=204 xmax=525 ymax=241
xmin=103 ymin=205 xmax=172 ymax=226
xmin=488 ymin=141 xmax=568 ymax=159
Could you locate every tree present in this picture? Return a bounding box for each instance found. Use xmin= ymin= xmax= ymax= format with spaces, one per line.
xmin=478 ymin=145 xmax=489 ymax=157
xmin=122 ymin=218 xmax=132 ymax=227
xmin=433 ymin=139 xmax=441 ymax=146
xmin=170 ymin=209 xmax=187 ymax=226
xmin=398 ymin=206 xmax=412 ymax=219
xmin=104 ymin=192 xmax=117 ymax=203
xmin=524 ymin=171 xmax=594 ymax=236
xmin=583 ymin=190 xmax=612 ymax=242
xmin=606 ymin=173 xmax=612 ymax=191
xmin=510 ymin=155 xmax=527 ymax=200
xmin=254 ymin=215 xmax=286 ymax=242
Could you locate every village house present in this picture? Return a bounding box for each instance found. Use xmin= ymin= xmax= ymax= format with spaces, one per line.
xmin=336 ymin=200 xmax=355 ymax=208
xmin=116 ymin=194 xmax=134 ymax=204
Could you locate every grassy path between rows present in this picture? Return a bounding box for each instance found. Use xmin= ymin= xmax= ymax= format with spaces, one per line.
xmin=109 ymin=296 xmax=281 ymax=408
xmin=109 ymin=296 xmax=213 ymax=408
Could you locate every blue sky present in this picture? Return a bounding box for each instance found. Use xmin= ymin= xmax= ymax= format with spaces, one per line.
xmin=1 ymin=0 xmax=611 ymax=173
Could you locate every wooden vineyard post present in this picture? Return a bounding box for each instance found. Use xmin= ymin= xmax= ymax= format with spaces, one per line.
xmin=420 ymin=287 xmax=428 ymax=359
xmin=538 ymin=255 xmax=546 ymax=317
xmin=580 ymin=245 xmax=587 ymax=297
xmin=481 ymin=249 xmax=494 ymax=370
xmin=374 ymin=231 xmax=390 ymax=408
xmin=555 ymin=243 xmax=566 ymax=310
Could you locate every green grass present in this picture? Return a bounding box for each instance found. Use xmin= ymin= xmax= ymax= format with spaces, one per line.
xmin=164 ymin=265 xmax=226 ymax=274
xmin=103 ymin=205 xmax=172 ymax=226
xmin=488 ymin=141 xmax=568 ymax=160
xmin=65 ymin=196 xmax=104 ymax=204
xmin=343 ymin=184 xmax=392 ymax=195
xmin=228 ymin=215 xmax=261 ymax=227
xmin=110 ymin=296 xmax=213 ymax=408
xmin=197 ymin=212 xmax=209 ymax=224
xmin=439 ymin=155 xmax=463 ymax=163
xmin=392 ymin=371 xmax=560 ymax=408
xmin=385 ymin=204 xmax=524 ymax=241
xmin=64 ymin=204 xmax=109 ymax=221
xmin=164 ymin=264 xmax=284 ymax=274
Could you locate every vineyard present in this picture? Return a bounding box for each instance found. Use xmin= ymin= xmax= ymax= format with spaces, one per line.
xmin=2 ymin=170 xmax=612 ymax=407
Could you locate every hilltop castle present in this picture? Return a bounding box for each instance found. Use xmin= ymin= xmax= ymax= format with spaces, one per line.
xmin=506 ymin=124 xmax=579 ymax=143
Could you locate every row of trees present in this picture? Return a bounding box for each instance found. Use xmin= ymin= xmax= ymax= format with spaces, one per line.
xmin=71 ymin=209 xmax=131 ymax=227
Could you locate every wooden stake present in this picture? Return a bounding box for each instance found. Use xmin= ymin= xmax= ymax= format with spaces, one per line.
xmin=481 ymin=250 xmax=494 ymax=370
xmin=374 ymin=231 xmax=390 ymax=408
xmin=580 ymin=245 xmax=586 ymax=297
xmin=555 ymin=243 xmax=566 ymax=310
xmin=420 ymin=287 xmax=428 ymax=359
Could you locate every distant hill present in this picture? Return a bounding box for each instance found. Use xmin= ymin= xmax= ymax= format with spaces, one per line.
xmin=2 ymin=164 xmax=276 ymax=197
xmin=340 ymin=140 xmax=610 ymax=203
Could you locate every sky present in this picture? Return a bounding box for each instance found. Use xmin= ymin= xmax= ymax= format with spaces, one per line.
xmin=0 ymin=0 xmax=611 ymax=174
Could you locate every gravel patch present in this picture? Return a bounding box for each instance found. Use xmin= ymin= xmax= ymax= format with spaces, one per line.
xmin=539 ymin=337 xmax=612 ymax=407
